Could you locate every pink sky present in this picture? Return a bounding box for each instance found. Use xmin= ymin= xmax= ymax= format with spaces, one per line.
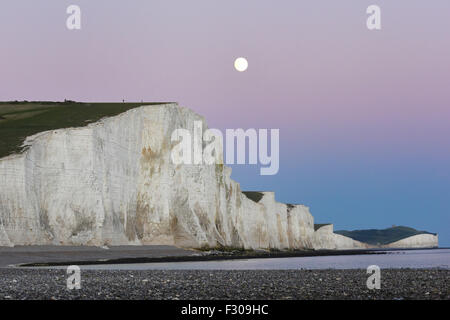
xmin=0 ymin=0 xmax=449 ymax=243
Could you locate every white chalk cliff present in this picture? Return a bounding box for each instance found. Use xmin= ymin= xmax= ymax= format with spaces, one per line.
xmin=0 ymin=104 xmax=433 ymax=250
xmin=382 ymin=234 xmax=438 ymax=249
xmin=313 ymin=224 xmax=369 ymax=250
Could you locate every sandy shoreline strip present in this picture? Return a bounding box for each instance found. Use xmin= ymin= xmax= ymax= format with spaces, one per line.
xmin=0 ymin=245 xmax=385 ymax=268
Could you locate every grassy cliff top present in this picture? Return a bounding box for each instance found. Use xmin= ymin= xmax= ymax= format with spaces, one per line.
xmin=242 ymin=191 xmax=264 ymax=203
xmin=335 ymin=226 xmax=436 ymax=245
xmin=314 ymin=223 xmax=332 ymax=231
xmin=0 ymin=101 xmax=169 ymax=159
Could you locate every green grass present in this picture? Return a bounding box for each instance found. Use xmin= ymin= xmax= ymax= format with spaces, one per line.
xmin=242 ymin=191 xmax=264 ymax=203
xmin=335 ymin=226 xmax=436 ymax=245
xmin=0 ymin=101 xmax=170 ymax=159
xmin=314 ymin=223 xmax=332 ymax=231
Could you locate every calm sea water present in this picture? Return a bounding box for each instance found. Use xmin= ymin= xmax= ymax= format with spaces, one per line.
xmin=70 ymin=248 xmax=450 ymax=270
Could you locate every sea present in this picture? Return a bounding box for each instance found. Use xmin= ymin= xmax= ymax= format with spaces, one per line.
xmin=66 ymin=248 xmax=450 ymax=270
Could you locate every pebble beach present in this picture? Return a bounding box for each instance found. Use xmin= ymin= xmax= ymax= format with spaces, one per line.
xmin=0 ymin=268 xmax=448 ymax=300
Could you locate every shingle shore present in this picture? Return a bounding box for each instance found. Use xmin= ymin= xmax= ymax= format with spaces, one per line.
xmin=0 ymin=269 xmax=448 ymax=300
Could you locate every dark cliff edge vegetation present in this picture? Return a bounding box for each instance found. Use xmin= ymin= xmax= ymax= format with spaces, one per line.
xmin=0 ymin=101 xmax=170 ymax=159
xmin=335 ymin=226 xmax=436 ymax=245
xmin=242 ymin=191 xmax=264 ymax=203
xmin=314 ymin=224 xmax=332 ymax=231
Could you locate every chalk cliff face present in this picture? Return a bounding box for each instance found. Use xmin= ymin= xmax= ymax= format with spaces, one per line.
xmin=312 ymin=224 xmax=369 ymax=250
xmin=0 ymin=103 xmax=338 ymax=249
xmin=0 ymin=224 xmax=11 ymax=247
xmin=0 ymin=104 xmax=435 ymax=250
xmin=383 ymin=234 xmax=438 ymax=249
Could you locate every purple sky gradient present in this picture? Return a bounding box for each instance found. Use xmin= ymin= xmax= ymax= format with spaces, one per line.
xmin=1 ymin=1 xmax=449 ymax=244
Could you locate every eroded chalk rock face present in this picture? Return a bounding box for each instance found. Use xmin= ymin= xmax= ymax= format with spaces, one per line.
xmin=1 ymin=104 xmax=430 ymax=250
xmin=0 ymin=223 xmax=12 ymax=247
xmin=313 ymin=224 xmax=369 ymax=250
xmin=383 ymin=234 xmax=438 ymax=249
xmin=0 ymin=104 xmax=329 ymax=249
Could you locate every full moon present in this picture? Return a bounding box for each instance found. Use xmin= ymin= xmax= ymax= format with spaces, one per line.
xmin=234 ymin=57 xmax=248 ymax=72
